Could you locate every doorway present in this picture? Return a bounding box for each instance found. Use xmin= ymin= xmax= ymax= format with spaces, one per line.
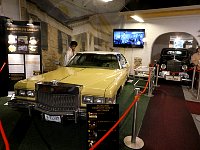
xmin=151 ymin=32 xmax=198 ymax=64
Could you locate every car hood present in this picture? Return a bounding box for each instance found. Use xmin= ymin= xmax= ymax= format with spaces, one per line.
xmin=15 ymin=67 xmax=121 ymax=90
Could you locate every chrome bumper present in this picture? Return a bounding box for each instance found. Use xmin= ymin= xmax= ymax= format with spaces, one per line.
xmin=8 ymin=94 xmax=35 ymax=108
xmin=8 ymin=94 xmax=86 ymax=119
xmin=158 ymin=71 xmax=191 ymax=81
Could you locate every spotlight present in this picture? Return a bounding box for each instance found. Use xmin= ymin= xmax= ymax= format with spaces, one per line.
xmin=7 ymin=19 xmax=13 ymax=25
xmin=27 ymin=18 xmax=33 ymax=26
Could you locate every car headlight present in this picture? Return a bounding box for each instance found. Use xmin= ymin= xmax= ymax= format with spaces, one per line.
xmin=27 ymin=90 xmax=35 ymax=97
xmin=93 ymin=97 xmax=105 ymax=103
xmin=83 ymin=96 xmax=114 ymax=104
xmin=182 ymin=65 xmax=188 ymax=71
xmin=19 ymin=90 xmax=26 ymax=96
xmin=161 ymin=64 xmax=166 ymax=69
xmin=18 ymin=90 xmax=35 ymax=97
xmin=82 ymin=96 xmax=94 ymax=104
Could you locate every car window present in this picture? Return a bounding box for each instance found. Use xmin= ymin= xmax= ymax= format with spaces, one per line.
xmin=67 ymin=53 xmax=120 ymax=69
xmin=68 ymin=53 xmax=81 ymax=65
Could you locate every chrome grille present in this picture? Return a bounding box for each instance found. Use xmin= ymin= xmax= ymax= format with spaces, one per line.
xmin=35 ymin=82 xmax=80 ymax=115
xmin=167 ymin=60 xmax=181 ymax=72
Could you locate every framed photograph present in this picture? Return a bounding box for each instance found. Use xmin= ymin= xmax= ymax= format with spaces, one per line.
xmin=18 ymin=36 xmax=28 ymax=45
xmin=18 ymin=45 xmax=28 ymax=52
xmin=8 ymin=34 xmax=17 ymax=44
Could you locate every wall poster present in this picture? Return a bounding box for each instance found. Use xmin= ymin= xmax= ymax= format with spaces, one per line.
xmin=8 ymin=54 xmax=24 ymax=73
xmin=25 ymin=55 xmax=40 ymax=78
xmin=6 ymin=21 xmax=41 ymax=90
xmin=7 ymin=22 xmax=40 ymax=54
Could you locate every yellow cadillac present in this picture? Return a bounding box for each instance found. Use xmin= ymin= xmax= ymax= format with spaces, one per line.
xmin=8 ymin=51 xmax=130 ymax=122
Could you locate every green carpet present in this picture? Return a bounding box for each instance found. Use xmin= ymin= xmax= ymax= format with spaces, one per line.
xmin=0 ymin=97 xmax=22 ymax=149
xmin=118 ymin=82 xmax=150 ymax=150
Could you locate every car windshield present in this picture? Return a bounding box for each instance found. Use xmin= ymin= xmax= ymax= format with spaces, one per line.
xmin=67 ymin=53 xmax=120 ymax=69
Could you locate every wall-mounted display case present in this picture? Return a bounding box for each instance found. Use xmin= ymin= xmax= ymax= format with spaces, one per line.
xmin=6 ymin=20 xmax=41 ymax=91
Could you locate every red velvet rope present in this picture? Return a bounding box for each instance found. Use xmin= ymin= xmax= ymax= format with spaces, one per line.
xmin=195 ymin=67 xmax=200 ymax=72
xmin=0 ymin=121 xmax=10 ymax=150
xmin=0 ymin=62 xmax=10 ymax=150
xmin=89 ymin=68 xmax=152 ymax=150
xmin=0 ymin=62 xmax=6 ymax=72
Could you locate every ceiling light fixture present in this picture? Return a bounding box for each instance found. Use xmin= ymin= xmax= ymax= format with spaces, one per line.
xmin=131 ymin=15 xmax=144 ymax=23
xmin=101 ymin=0 xmax=113 ymax=2
xmin=27 ymin=18 xmax=34 ymax=26
xmin=7 ymin=18 xmax=13 ymax=25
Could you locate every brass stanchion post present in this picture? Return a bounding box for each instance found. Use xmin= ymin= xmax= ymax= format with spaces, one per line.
xmin=191 ymin=67 xmax=196 ymax=91
xmin=124 ymin=88 xmax=144 ymax=149
xmin=155 ymin=64 xmax=160 ymax=87
xmin=147 ymin=67 xmax=154 ymax=97
xmin=197 ymin=72 xmax=200 ymax=100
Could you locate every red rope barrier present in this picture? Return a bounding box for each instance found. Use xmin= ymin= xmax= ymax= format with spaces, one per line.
xmin=0 ymin=62 xmax=10 ymax=150
xmin=0 ymin=121 xmax=10 ymax=150
xmin=0 ymin=62 xmax=6 ymax=73
xmin=195 ymin=68 xmax=200 ymax=72
xmin=89 ymin=68 xmax=152 ymax=150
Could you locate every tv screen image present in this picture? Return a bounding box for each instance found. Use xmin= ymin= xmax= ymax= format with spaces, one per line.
xmin=113 ymin=29 xmax=145 ymax=48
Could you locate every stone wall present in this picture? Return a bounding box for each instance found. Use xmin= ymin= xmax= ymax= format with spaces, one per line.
xmin=23 ymin=1 xmax=73 ymax=72
xmin=42 ymin=25 xmax=59 ymax=72
xmin=20 ymin=1 xmax=114 ymax=72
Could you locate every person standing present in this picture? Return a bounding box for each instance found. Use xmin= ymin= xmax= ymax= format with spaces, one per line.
xmin=191 ymin=46 xmax=200 ymax=70
xmin=60 ymin=41 xmax=78 ymax=66
xmin=191 ymin=46 xmax=200 ymax=89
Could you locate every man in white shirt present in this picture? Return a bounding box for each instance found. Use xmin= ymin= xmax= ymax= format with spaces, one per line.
xmin=60 ymin=41 xmax=78 ymax=66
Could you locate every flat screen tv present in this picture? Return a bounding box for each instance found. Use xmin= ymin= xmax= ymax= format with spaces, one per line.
xmin=113 ymin=29 xmax=145 ymax=48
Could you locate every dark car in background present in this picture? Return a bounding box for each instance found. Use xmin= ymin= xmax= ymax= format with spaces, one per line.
xmin=156 ymin=48 xmax=193 ymax=82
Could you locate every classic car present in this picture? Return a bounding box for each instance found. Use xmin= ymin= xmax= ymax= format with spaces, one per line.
xmin=156 ymin=48 xmax=193 ymax=82
xmin=8 ymin=51 xmax=130 ymax=122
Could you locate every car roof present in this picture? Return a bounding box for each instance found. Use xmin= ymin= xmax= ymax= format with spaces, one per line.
xmin=76 ymin=51 xmax=121 ymax=55
xmin=162 ymin=48 xmax=188 ymax=51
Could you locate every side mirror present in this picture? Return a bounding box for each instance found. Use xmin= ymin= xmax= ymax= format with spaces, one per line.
xmin=122 ymin=63 xmax=130 ymax=68
xmin=122 ymin=64 xmax=126 ymax=68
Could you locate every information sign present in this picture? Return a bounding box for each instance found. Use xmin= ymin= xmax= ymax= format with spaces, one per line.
xmin=87 ymin=104 xmax=119 ymax=150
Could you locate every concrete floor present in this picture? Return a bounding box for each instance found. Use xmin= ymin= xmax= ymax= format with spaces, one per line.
xmin=182 ymin=86 xmax=200 ymax=135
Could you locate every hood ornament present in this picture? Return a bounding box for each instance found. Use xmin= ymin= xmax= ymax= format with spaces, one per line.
xmin=51 ymin=80 xmax=58 ymax=86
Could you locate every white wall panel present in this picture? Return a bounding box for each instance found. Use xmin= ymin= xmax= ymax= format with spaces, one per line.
xmin=123 ymin=14 xmax=200 ymax=74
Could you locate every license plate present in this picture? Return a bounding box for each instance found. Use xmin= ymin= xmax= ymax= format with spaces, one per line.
xmin=44 ymin=114 xmax=61 ymax=123
xmin=165 ymin=75 xmax=181 ymax=81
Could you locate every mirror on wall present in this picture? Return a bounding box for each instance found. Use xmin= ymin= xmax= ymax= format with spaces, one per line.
xmin=151 ymin=32 xmax=198 ymax=63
